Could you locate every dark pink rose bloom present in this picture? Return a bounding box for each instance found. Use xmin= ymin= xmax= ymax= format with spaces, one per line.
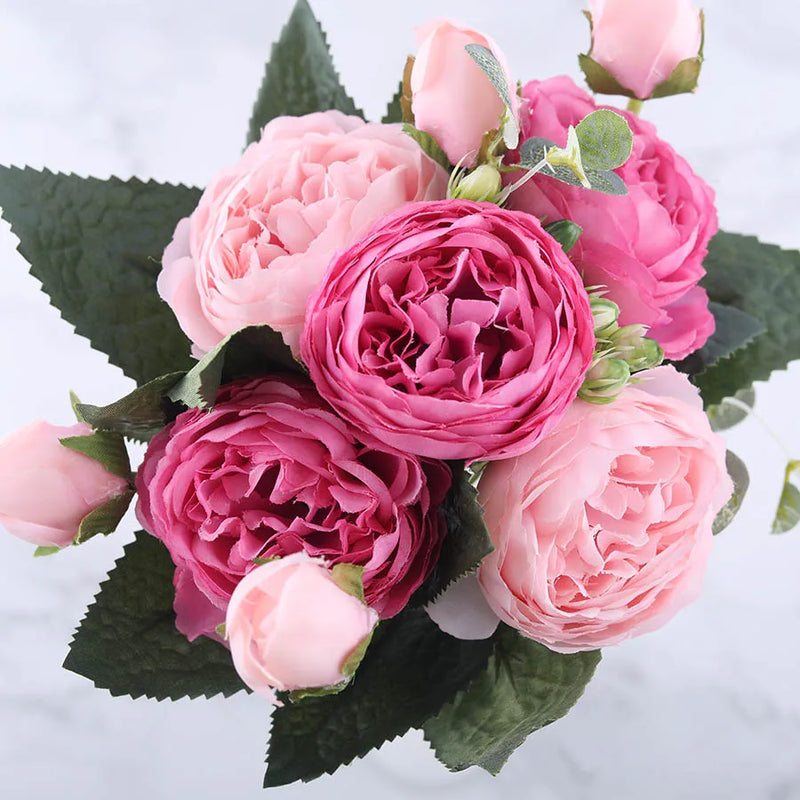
xmin=302 ymin=199 xmax=595 ymax=462
xmin=136 ymin=377 xmax=450 ymax=640
xmin=510 ymin=76 xmax=717 ymax=360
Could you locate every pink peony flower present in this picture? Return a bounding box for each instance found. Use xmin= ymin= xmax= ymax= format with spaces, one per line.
xmin=136 ymin=377 xmax=450 ymax=640
xmin=510 ymin=76 xmax=717 ymax=360
xmin=0 ymin=421 xmax=130 ymax=548
xmin=158 ymin=111 xmax=447 ymax=356
xmin=226 ymin=552 xmax=378 ymax=703
xmin=302 ymin=199 xmax=596 ymax=462
xmin=477 ymin=366 xmax=732 ymax=653
xmin=410 ymin=19 xmax=519 ymax=167
xmin=587 ymin=0 xmax=703 ymax=100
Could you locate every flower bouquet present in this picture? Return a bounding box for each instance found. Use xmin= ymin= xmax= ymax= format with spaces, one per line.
xmin=1 ymin=0 xmax=799 ymax=790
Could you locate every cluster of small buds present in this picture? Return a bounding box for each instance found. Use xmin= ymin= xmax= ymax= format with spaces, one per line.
xmin=580 ymin=294 xmax=664 ymax=404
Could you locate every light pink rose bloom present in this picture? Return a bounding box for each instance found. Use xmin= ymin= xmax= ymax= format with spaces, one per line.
xmin=478 ymin=366 xmax=732 ymax=653
xmin=302 ymin=199 xmax=596 ymax=462
xmin=587 ymin=0 xmax=703 ymax=100
xmin=411 ymin=19 xmax=519 ymax=167
xmin=0 ymin=421 xmax=130 ymax=548
xmin=158 ymin=111 xmax=447 ymax=355
xmin=226 ymin=552 xmax=378 ymax=703
xmin=136 ymin=377 xmax=450 ymax=641
xmin=510 ymin=76 xmax=717 ymax=359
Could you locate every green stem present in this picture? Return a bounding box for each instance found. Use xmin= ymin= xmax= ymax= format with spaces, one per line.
xmin=626 ymin=97 xmax=644 ymax=115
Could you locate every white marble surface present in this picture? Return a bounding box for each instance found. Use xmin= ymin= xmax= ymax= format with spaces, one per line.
xmin=1 ymin=1 xmax=799 ymax=798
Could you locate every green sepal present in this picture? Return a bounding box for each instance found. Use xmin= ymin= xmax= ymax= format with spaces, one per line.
xmin=63 ymin=531 xmax=248 ymax=700
xmin=252 ymin=555 xmax=281 ymax=566
xmin=215 ymin=622 xmax=227 ymax=639
xmin=544 ymin=219 xmax=582 ymax=254
xmin=246 ymin=0 xmax=362 ymax=146
xmin=424 ymin=625 xmax=601 ymax=774
xmin=0 ymin=167 xmax=198 ymax=384
xmin=713 ymin=451 xmax=749 ymax=536
xmin=288 ymin=681 xmax=350 ymax=703
xmin=772 ymin=461 xmax=800 ymax=534
xmin=76 ymin=372 xmax=186 ymax=443
xmin=401 ymin=123 xmax=451 ymax=171
xmin=331 ymin=563 xmax=367 ymax=604
xmin=707 ymin=387 xmax=756 ymax=432
xmin=69 ymin=391 xmax=86 ymax=423
xmin=339 ymin=626 xmax=374 ymax=678
xmin=73 ymin=490 xmax=135 ymax=545
xmin=578 ymin=53 xmax=636 ymax=99
xmin=34 ymin=546 xmax=61 ymax=558
xmin=59 ymin=430 xmax=132 ymax=482
xmin=168 ymin=325 xmax=305 ymax=410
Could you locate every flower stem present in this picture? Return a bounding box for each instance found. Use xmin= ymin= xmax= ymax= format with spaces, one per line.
xmin=626 ymin=98 xmax=644 ymax=115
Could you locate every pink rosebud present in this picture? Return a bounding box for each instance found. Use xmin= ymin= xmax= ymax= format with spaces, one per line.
xmin=158 ymin=111 xmax=447 ymax=356
xmin=302 ymin=199 xmax=596 ymax=462
xmin=411 ymin=19 xmax=519 ymax=167
xmin=585 ymin=0 xmax=703 ymax=100
xmin=0 ymin=421 xmax=130 ymax=548
xmin=478 ymin=366 xmax=733 ymax=653
xmin=226 ymin=552 xmax=379 ymax=702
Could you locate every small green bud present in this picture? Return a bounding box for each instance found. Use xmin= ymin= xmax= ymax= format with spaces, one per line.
xmin=449 ymin=164 xmax=504 ymax=204
xmin=579 ymin=357 xmax=631 ymax=404
xmin=590 ymin=298 xmax=620 ymax=336
xmin=611 ymin=325 xmax=664 ymax=372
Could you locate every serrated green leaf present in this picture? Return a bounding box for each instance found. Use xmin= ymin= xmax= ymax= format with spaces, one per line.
xmin=707 ymin=387 xmax=756 ymax=432
xmin=713 ymin=451 xmax=749 ymax=536
xmin=73 ymin=490 xmax=135 ymax=545
xmin=424 ymin=625 xmax=601 ymax=774
xmin=381 ymin=80 xmax=404 ymax=124
xmin=544 ymin=219 xmax=582 ymax=254
xmin=575 ymin=109 xmax=633 ymax=172
xmin=0 ymin=167 xmax=198 ymax=384
xmin=77 ymin=371 xmax=186 ymax=443
xmin=63 ymin=531 xmax=247 ymax=700
xmin=59 ymin=430 xmax=132 ymax=481
xmin=263 ymin=608 xmax=493 ymax=787
xmin=168 ymin=325 xmax=304 ymax=410
xmin=401 ymin=124 xmax=451 ymax=171
xmin=464 ymin=44 xmax=519 ymax=150
xmin=246 ymin=0 xmax=362 ymax=145
xmin=772 ymin=461 xmax=800 ymax=534
xmin=693 ymin=232 xmax=800 ymax=407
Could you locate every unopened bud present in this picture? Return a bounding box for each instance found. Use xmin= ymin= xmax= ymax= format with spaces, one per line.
xmin=579 ymin=357 xmax=630 ymax=404
xmin=590 ymin=298 xmax=620 ymax=337
xmin=611 ymin=325 xmax=664 ymax=373
xmin=449 ymin=164 xmax=503 ymax=204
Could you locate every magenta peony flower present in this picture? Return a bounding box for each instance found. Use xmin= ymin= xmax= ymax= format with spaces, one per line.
xmin=158 ymin=111 xmax=447 ymax=356
xmin=477 ymin=366 xmax=732 ymax=653
xmin=510 ymin=76 xmax=717 ymax=360
xmin=136 ymin=377 xmax=450 ymax=640
xmin=302 ymin=199 xmax=595 ymax=462
xmin=226 ymin=552 xmax=378 ymax=703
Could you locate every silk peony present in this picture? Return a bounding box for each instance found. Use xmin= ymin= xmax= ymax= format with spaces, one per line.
xmin=0 ymin=421 xmax=130 ymax=548
xmin=136 ymin=377 xmax=450 ymax=640
xmin=158 ymin=111 xmax=447 ymax=355
xmin=225 ymin=553 xmax=378 ymax=703
xmin=478 ymin=366 xmax=732 ymax=653
xmin=510 ymin=76 xmax=717 ymax=359
xmin=410 ymin=19 xmax=519 ymax=167
xmin=302 ymin=199 xmax=595 ymax=462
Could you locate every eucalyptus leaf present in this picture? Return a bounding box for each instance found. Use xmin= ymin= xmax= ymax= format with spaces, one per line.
xmin=707 ymin=387 xmax=756 ymax=433
xmin=713 ymin=451 xmax=749 ymax=536
xmin=575 ymin=109 xmax=633 ymax=172
xmin=464 ymin=44 xmax=519 ymax=149
xmin=772 ymin=461 xmax=800 ymax=534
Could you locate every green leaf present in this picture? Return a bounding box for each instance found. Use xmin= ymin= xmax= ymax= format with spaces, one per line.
xmin=76 ymin=372 xmax=186 ymax=443
xmin=464 ymin=44 xmax=519 ymax=150
xmin=414 ymin=466 xmax=494 ymax=605
xmin=381 ymin=80 xmax=404 ymax=124
xmin=575 ymin=109 xmax=633 ymax=172
xmin=168 ymin=325 xmax=304 ymax=410
xmin=63 ymin=531 xmax=248 ymax=700
xmin=713 ymin=451 xmax=749 ymax=536
xmin=676 ymin=302 xmax=766 ymax=377
xmin=246 ymin=0 xmax=362 ymax=145
xmin=772 ymin=461 xmax=800 ymax=534
xmin=693 ymin=232 xmax=800 ymax=407
xmin=707 ymin=387 xmax=756 ymax=432
xmin=263 ymin=608 xmax=493 ymax=787
xmin=73 ymin=490 xmax=135 ymax=545
xmin=0 ymin=167 xmax=198 ymax=384
xmin=544 ymin=219 xmax=582 ymax=254
xmin=401 ymin=124 xmax=451 ymax=171
xmin=424 ymin=625 xmax=601 ymax=774
xmin=59 ymin=430 xmax=132 ymax=481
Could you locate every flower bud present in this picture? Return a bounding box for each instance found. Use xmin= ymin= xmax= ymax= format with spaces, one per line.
xmin=579 ymin=357 xmax=631 ymax=404
xmin=225 ymin=552 xmax=379 ymax=703
xmin=590 ymin=297 xmax=620 ymax=337
xmin=449 ymin=164 xmax=503 ymax=204
xmin=611 ymin=325 xmax=665 ymax=372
